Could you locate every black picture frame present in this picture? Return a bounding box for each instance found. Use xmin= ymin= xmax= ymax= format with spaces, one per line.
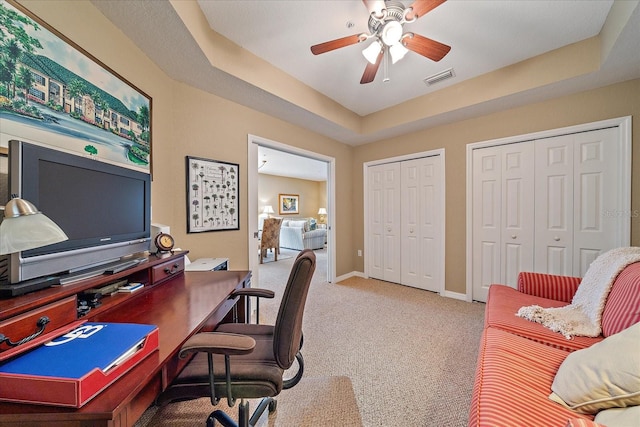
xmin=186 ymin=156 xmax=239 ymax=233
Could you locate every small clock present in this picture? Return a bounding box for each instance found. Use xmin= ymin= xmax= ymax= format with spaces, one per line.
xmin=154 ymin=232 xmax=175 ymax=253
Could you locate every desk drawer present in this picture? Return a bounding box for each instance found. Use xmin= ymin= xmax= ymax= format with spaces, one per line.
xmin=0 ymin=296 xmax=77 ymax=353
xmin=151 ymin=258 xmax=185 ymax=284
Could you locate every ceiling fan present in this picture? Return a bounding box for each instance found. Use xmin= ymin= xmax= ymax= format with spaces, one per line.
xmin=310 ymin=0 xmax=451 ymax=84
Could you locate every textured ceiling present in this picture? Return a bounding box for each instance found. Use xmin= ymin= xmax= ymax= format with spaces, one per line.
xmin=196 ymin=0 xmax=614 ymax=115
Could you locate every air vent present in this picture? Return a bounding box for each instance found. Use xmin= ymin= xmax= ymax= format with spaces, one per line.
xmin=424 ymin=68 xmax=455 ymax=86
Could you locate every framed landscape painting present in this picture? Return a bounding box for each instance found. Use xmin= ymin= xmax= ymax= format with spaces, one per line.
xmin=279 ymin=194 xmax=299 ymax=215
xmin=186 ymin=156 xmax=239 ymax=233
xmin=0 ymin=0 xmax=151 ymax=172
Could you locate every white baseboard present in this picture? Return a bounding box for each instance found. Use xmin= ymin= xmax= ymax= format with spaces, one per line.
xmin=334 ymin=271 xmax=366 ymax=283
xmin=442 ymin=290 xmax=468 ymax=301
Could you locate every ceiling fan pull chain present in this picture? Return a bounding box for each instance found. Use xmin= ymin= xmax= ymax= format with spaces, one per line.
xmin=383 ymin=49 xmax=390 ymax=83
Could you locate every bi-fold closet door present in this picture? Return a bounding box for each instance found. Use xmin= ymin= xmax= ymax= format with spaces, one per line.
xmin=470 ymin=125 xmax=628 ymax=302
xmin=471 ymin=141 xmax=535 ymax=302
xmin=368 ymin=155 xmax=443 ymax=293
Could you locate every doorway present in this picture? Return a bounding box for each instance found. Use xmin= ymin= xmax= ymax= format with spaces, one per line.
xmin=247 ymin=135 xmax=336 ymax=287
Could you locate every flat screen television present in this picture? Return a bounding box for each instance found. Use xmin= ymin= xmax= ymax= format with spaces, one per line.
xmin=4 ymin=140 xmax=151 ymax=284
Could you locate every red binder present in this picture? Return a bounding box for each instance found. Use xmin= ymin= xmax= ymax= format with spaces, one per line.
xmin=0 ymin=322 xmax=159 ymax=407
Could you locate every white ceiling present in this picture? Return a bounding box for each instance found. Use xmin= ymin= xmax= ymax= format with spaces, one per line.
xmin=89 ymin=0 xmax=640 ymax=177
xmin=258 ymin=146 xmax=327 ymax=182
xmin=196 ymin=0 xmax=614 ymax=116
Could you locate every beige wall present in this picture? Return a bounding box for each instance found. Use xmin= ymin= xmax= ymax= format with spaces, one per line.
xmin=353 ymin=79 xmax=640 ymax=294
xmin=16 ymin=1 xmax=640 ymax=292
xmin=258 ymin=174 xmax=326 ymax=219
xmin=20 ymin=1 xmax=354 ymax=275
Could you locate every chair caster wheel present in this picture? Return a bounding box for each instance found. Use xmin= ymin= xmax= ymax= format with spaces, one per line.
xmin=268 ymin=399 xmax=277 ymax=413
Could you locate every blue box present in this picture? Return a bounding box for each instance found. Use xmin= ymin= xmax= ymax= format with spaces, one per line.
xmin=0 ymin=322 xmax=159 ymax=407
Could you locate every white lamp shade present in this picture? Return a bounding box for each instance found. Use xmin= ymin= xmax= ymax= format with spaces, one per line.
xmin=0 ymin=198 xmax=68 ymax=255
xmin=262 ymin=205 xmax=275 ymax=215
xmin=390 ymin=43 xmax=409 ymax=64
xmin=318 ymin=208 xmax=327 ymax=215
xmin=362 ymin=41 xmax=382 ymax=64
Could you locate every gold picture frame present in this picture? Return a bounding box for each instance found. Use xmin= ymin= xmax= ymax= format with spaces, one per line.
xmin=278 ymin=194 xmax=299 ymax=215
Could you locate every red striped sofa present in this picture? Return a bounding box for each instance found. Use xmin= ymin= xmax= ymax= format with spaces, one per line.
xmin=469 ymin=263 xmax=640 ymax=427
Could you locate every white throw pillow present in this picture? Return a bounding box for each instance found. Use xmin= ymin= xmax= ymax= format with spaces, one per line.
xmin=594 ymin=406 xmax=640 ymax=426
xmin=549 ymin=322 xmax=640 ymax=414
xmin=289 ymin=220 xmax=307 ymax=229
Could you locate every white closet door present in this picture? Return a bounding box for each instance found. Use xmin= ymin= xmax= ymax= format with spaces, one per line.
xmin=401 ymin=159 xmax=421 ymax=287
xmin=472 ymin=147 xmax=502 ymax=302
xmin=572 ymin=128 xmax=620 ymax=276
xmin=501 ymin=143 xmax=535 ymax=286
xmin=469 ymin=118 xmax=630 ymax=303
xmin=534 ymin=127 xmax=621 ymax=276
xmin=472 ymin=142 xmax=534 ymax=301
xmin=368 ymin=163 xmax=401 ymax=282
xmin=534 ymin=136 xmax=575 ymax=275
xmin=401 ymin=156 xmax=442 ymax=292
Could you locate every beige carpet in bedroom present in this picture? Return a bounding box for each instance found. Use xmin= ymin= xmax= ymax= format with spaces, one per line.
xmin=136 ymin=248 xmax=485 ymax=426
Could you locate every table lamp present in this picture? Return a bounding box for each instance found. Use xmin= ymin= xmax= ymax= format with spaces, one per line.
xmin=0 ymin=197 xmax=68 ymax=296
xmin=318 ymin=207 xmax=327 ymax=223
xmin=262 ymin=205 xmax=275 ymax=218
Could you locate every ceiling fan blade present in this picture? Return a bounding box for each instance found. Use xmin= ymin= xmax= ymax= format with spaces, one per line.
xmin=360 ymin=50 xmax=383 ymax=84
xmin=402 ymin=33 xmax=451 ymax=62
xmin=405 ymin=0 xmax=446 ymax=21
xmin=311 ymin=34 xmax=364 ymax=55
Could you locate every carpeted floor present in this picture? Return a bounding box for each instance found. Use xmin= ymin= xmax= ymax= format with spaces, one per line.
xmin=137 ymin=375 xmax=362 ymax=427
xmin=136 ymin=247 xmax=486 ymax=426
xmin=259 ymin=251 xmax=292 ymax=264
xmin=256 ymin=248 xmax=486 ymax=426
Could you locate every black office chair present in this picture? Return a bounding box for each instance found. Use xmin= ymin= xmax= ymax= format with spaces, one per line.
xmin=156 ymin=249 xmax=316 ymax=427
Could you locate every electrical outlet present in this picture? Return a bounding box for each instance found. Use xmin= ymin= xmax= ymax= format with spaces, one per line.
xmin=357 ymin=250 xmax=362 ymax=257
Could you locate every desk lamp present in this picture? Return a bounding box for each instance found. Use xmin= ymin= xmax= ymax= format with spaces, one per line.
xmin=0 ymin=197 xmax=68 ymax=296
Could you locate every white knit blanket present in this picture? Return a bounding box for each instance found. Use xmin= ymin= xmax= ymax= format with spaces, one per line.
xmin=516 ymin=247 xmax=640 ymax=339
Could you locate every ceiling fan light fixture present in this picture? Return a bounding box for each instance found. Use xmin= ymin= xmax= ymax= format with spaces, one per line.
xmin=362 ymin=40 xmax=382 ymax=64
xmin=390 ymin=43 xmax=408 ymax=64
xmin=381 ymin=20 xmax=403 ymax=46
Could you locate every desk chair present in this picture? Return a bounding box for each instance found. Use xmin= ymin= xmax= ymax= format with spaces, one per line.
xmin=157 ymin=249 xmax=316 ymax=427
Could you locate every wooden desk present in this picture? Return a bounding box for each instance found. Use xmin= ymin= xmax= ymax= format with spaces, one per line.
xmin=0 ymin=259 xmax=250 ymax=427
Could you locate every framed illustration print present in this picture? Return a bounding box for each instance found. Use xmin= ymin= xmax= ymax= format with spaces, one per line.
xmin=279 ymin=194 xmax=299 ymax=215
xmin=0 ymin=0 xmax=151 ymax=172
xmin=186 ymin=156 xmax=239 ymax=232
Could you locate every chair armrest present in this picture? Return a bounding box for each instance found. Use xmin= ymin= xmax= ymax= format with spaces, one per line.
xmin=517 ymin=272 xmax=581 ymax=303
xmin=179 ymin=332 xmax=255 ymax=358
xmin=230 ymin=288 xmax=275 ymax=299
xmin=303 ymin=229 xmax=325 ymax=238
